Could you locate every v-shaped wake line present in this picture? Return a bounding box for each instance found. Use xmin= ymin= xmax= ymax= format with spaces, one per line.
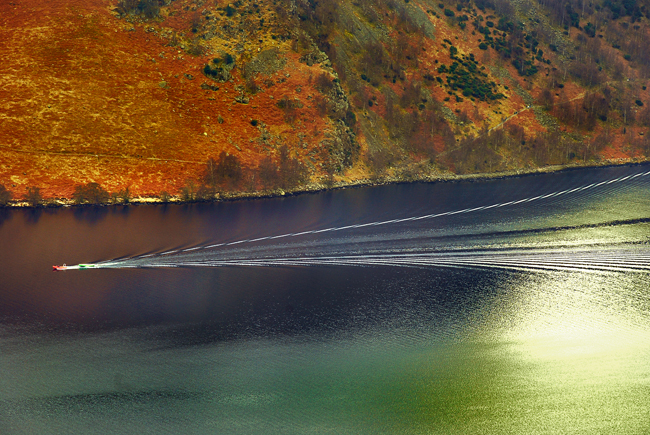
xmin=111 ymin=246 xmax=650 ymax=275
xmin=62 ymin=168 xmax=650 ymax=271
xmin=127 ymin=169 xmax=649 ymax=259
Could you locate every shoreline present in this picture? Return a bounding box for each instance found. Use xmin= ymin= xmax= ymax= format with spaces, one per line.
xmin=2 ymin=157 xmax=648 ymax=209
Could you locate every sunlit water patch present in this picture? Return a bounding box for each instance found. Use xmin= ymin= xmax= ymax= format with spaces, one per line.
xmin=1 ymin=164 xmax=650 ymax=434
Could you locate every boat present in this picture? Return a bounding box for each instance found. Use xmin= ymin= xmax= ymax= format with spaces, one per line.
xmin=53 ymin=264 xmax=68 ymax=271
xmin=78 ymin=264 xmax=96 ymax=269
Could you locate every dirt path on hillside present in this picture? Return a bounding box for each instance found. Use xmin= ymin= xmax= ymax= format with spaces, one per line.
xmin=437 ymin=80 xmax=623 ymax=159
xmin=0 ymin=145 xmax=204 ymax=165
xmin=487 ymin=92 xmax=587 ymax=134
xmin=489 ymin=78 xmax=638 ymax=135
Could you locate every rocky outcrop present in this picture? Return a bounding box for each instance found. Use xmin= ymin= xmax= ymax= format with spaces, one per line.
xmin=243 ymin=48 xmax=287 ymax=79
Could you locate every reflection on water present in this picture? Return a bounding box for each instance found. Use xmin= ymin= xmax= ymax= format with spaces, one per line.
xmin=0 ymin=164 xmax=649 ymax=434
xmin=2 ymin=287 xmax=649 ymax=435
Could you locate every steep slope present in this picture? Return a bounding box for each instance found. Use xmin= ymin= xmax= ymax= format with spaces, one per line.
xmin=1 ymin=0 xmax=649 ymax=204
xmin=0 ymin=0 xmax=349 ymax=200
xmin=291 ymin=0 xmax=650 ymax=175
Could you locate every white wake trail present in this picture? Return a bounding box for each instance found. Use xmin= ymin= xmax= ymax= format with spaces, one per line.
xmin=72 ymin=168 xmax=650 ymax=271
xmin=120 ymin=247 xmax=650 ymax=275
xmin=137 ymin=168 xmax=648 ymax=256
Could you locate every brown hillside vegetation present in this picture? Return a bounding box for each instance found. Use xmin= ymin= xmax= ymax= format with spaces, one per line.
xmin=1 ymin=0 xmax=649 ymax=203
xmin=0 ymin=0 xmax=339 ymax=199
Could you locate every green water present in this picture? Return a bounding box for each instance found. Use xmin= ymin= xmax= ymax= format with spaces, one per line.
xmin=2 ymin=268 xmax=649 ymax=434
xmin=2 ymin=164 xmax=650 ymax=434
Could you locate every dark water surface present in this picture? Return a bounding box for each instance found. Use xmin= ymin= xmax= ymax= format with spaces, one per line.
xmin=1 ymin=165 xmax=650 ymax=434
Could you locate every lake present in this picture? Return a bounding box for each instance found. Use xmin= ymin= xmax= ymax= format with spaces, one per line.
xmin=1 ymin=164 xmax=649 ymax=434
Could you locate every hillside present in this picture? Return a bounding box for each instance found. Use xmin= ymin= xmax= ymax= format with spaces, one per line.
xmin=1 ymin=0 xmax=649 ymax=205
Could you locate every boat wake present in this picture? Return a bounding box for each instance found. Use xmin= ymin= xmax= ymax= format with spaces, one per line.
xmin=65 ymin=168 xmax=650 ymax=275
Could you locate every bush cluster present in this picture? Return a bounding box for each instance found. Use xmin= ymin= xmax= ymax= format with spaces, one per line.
xmin=437 ymin=51 xmax=505 ymax=101
xmin=276 ymin=96 xmax=303 ymax=123
xmin=203 ymin=56 xmax=235 ymax=82
xmin=182 ymin=148 xmax=308 ymax=201
xmin=116 ymin=0 xmax=161 ymax=18
xmin=0 ymin=184 xmax=12 ymax=206
xmin=471 ymin=13 xmax=547 ymax=77
xmin=72 ymin=182 xmax=110 ymax=205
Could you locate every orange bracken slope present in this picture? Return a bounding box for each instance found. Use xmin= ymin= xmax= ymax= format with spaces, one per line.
xmin=0 ymin=0 xmax=333 ymax=198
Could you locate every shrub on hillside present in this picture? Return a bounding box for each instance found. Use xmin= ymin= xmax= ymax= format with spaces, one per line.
xmin=112 ymin=187 xmax=131 ymax=205
xmin=438 ymin=54 xmax=505 ymax=101
xmin=257 ymin=156 xmax=280 ymax=190
xmin=196 ymin=184 xmax=216 ymax=201
xmin=159 ymin=191 xmax=171 ymax=203
xmin=187 ymin=41 xmax=207 ymax=56
xmin=180 ymin=180 xmax=198 ymax=202
xmin=203 ymin=153 xmax=243 ymax=191
xmin=344 ymin=110 xmax=357 ymax=130
xmin=400 ymin=81 xmax=422 ymax=108
xmin=512 ymin=58 xmax=538 ymax=76
xmin=25 ymin=187 xmax=43 ymax=207
xmin=278 ymin=145 xmax=307 ymax=189
xmin=0 ymin=184 xmax=12 ymax=206
xmin=204 ymin=56 xmax=236 ymax=82
xmin=277 ymin=96 xmax=302 ymax=124
xmin=246 ymin=76 xmax=261 ymax=94
xmin=315 ymin=72 xmax=334 ymax=94
xmin=116 ymin=0 xmax=161 ymax=18
xmin=555 ymin=101 xmax=597 ymax=131
xmin=449 ymin=135 xmax=503 ymax=174
xmin=358 ymin=41 xmax=404 ymax=86
xmin=583 ymin=93 xmax=610 ymax=121
xmin=72 ymin=183 xmax=110 ymax=205
xmin=538 ymin=88 xmax=555 ymax=110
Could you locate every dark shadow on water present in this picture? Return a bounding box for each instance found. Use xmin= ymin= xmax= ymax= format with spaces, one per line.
xmin=0 ymin=208 xmax=13 ymax=227
xmin=141 ymin=266 xmax=508 ymax=349
xmin=157 ymin=203 xmax=171 ymax=214
xmin=178 ymin=202 xmax=214 ymax=216
xmin=24 ymin=208 xmax=43 ymax=224
xmin=73 ymin=206 xmax=109 ymax=225
xmin=111 ymin=205 xmax=131 ymax=218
